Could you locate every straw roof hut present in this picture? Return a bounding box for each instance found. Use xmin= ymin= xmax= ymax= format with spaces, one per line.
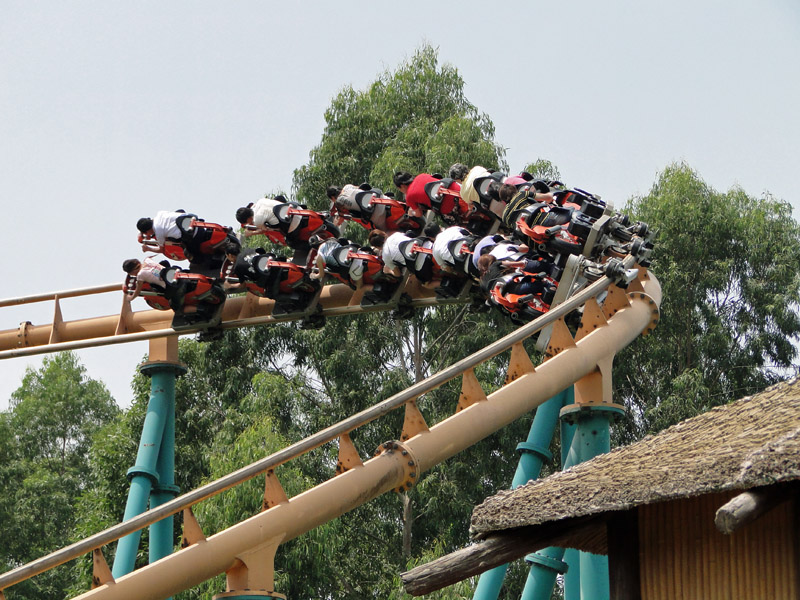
xmin=403 ymin=378 xmax=800 ymax=598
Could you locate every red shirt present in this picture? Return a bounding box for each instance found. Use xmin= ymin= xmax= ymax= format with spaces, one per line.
xmin=405 ymin=174 xmax=439 ymax=211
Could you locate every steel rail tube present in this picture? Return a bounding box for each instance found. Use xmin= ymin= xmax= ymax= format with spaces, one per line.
xmin=0 ymin=269 xmax=628 ymax=592
xmin=69 ymin=272 xmax=661 ymax=600
xmin=0 ymin=283 xmax=121 ymax=307
xmin=406 ymin=279 xmax=659 ymax=473
xmin=0 ymin=281 xmax=420 ymax=355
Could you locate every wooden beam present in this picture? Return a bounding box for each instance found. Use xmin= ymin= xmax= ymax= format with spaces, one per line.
xmin=401 ymin=516 xmax=600 ymax=596
xmin=714 ymin=483 xmax=798 ymax=534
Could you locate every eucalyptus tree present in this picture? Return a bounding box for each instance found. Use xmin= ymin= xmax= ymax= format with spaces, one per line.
xmin=2 ymin=352 xmax=119 ymax=600
xmin=614 ymin=162 xmax=800 ymax=440
xmin=293 ymin=44 xmax=506 ymax=210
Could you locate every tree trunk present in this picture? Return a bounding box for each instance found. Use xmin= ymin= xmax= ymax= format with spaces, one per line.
xmin=402 ymin=492 xmax=413 ymax=557
xmin=402 ymin=318 xmax=424 ymax=558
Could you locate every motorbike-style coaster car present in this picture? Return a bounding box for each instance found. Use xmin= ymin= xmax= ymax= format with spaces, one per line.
xmin=353 ymin=189 xmax=425 ymax=234
xmin=421 ymin=178 xmax=470 ymax=223
xmin=510 ymin=187 xmax=610 ymax=258
xmin=469 ymin=171 xmax=509 ymax=219
xmin=270 ymin=203 xmax=341 ymax=248
xmin=320 ymin=244 xmax=400 ymax=306
xmin=139 ymin=214 xmax=235 ymax=264
xmin=433 ymin=234 xmax=481 ymax=298
xmin=512 ymin=201 xmax=591 ymax=257
xmin=397 ymin=237 xmax=440 ymax=284
xmin=243 ymin=203 xmax=339 ymax=249
xmin=487 ymin=271 xmax=558 ymax=323
xmin=322 ymin=245 xmax=389 ymax=289
xmin=396 ymin=237 xmax=474 ymax=299
xmin=124 ymin=266 xmax=226 ymax=330
xmin=232 ymin=252 xmax=322 ymax=316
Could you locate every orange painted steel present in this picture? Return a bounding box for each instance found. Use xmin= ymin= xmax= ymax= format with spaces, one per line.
xmin=0 ymin=255 xmax=660 ymax=600
xmin=0 ymin=282 xmax=400 ymax=359
xmin=54 ymin=270 xmax=660 ymax=600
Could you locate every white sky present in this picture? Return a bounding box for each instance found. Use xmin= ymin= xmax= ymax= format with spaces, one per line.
xmin=2 ymin=1 xmax=799 ymax=410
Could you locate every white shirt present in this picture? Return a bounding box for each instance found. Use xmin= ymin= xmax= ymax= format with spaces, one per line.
xmin=252 ymin=197 xmax=282 ymax=228
xmin=382 ymin=231 xmax=411 ymax=271
xmin=153 ymin=211 xmax=184 ymax=246
xmin=490 ymin=242 xmax=521 ymax=261
xmin=472 ymin=235 xmax=500 ymax=268
xmin=432 ymin=226 xmax=470 ymax=268
xmin=335 ymin=184 xmax=360 ymax=213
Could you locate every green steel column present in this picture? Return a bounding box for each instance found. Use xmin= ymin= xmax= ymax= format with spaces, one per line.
xmin=561 ymin=405 xmax=581 ymax=600
xmin=112 ymin=362 xmax=185 ymax=579
xmin=560 ymin=404 xmax=624 ymax=600
xmin=562 ymin=549 xmax=580 ymax=600
xmin=148 ymin=364 xmax=183 ymax=566
xmin=520 ymin=388 xmax=577 ymax=600
xmin=522 ymin=548 xmax=569 ymax=600
xmin=472 ymin=388 xmax=570 ymax=600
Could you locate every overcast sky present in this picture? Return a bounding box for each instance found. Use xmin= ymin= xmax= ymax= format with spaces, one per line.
xmin=2 ymin=1 xmax=798 ymax=410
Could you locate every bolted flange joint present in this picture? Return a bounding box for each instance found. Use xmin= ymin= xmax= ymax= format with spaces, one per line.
xmin=373 ymin=440 xmax=419 ymax=493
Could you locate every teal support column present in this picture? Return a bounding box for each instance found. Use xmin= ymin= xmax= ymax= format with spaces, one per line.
xmin=560 ymin=404 xmax=624 ymax=600
xmin=149 ymin=364 xmax=182 ymax=566
xmin=112 ymin=362 xmax=186 ymax=579
xmin=562 ymin=549 xmax=581 ymax=600
xmin=521 ymin=548 xmax=569 ymax=600
xmin=520 ymin=388 xmax=577 ymax=600
xmin=562 ymin=404 xmax=581 ymax=600
xmin=472 ymin=388 xmax=570 ymax=600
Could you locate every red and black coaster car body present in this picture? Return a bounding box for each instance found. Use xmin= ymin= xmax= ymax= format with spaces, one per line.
xmin=489 ymin=272 xmax=557 ymax=322
xmin=434 ymin=236 xmax=479 ymax=298
xmin=324 ymin=243 xmax=400 ymax=305
xmin=126 ymin=268 xmax=226 ymax=332
xmin=138 ymin=233 xmax=187 ymax=262
xmin=346 ymin=250 xmax=386 ymax=286
xmin=138 ymin=215 xmax=234 ymax=262
xmin=177 ymin=215 xmax=234 ymax=256
xmin=274 ymin=203 xmax=340 ymax=247
xmin=436 ymin=236 xmax=476 ymax=275
xmin=123 ymin=274 xmax=171 ymax=311
xmin=515 ymin=202 xmax=588 ymax=257
xmin=125 ymin=269 xmax=225 ymax=314
xmin=163 ymin=268 xmax=226 ymax=307
xmin=325 ymin=245 xmax=388 ymax=289
xmin=354 ymin=190 xmax=424 ymax=234
xmin=462 ymin=173 xmax=508 ymax=235
xmin=398 ymin=238 xmax=441 ymax=284
xmin=243 ymin=254 xmax=321 ymax=313
xmin=323 ymin=244 xmax=360 ymax=288
xmin=423 ymin=178 xmax=472 ymax=224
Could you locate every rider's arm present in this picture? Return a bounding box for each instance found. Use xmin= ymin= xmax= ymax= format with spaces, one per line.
xmin=222 ymin=279 xmax=245 ymax=292
xmin=501 ymin=260 xmax=527 ymax=270
xmin=124 ymin=280 xmax=144 ymax=301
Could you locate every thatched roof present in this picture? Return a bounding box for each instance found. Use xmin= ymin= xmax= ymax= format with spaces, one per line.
xmin=470 ymin=377 xmax=800 ymax=539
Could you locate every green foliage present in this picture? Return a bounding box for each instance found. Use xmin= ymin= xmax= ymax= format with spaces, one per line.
xmin=293 ymin=45 xmax=507 ymax=211
xmin=614 ymin=162 xmax=800 ymax=440
xmin=522 ymin=159 xmax=562 ymax=182
xmin=10 ymin=352 xmax=119 ymax=471
xmin=1 ymin=353 xmax=119 ymax=600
